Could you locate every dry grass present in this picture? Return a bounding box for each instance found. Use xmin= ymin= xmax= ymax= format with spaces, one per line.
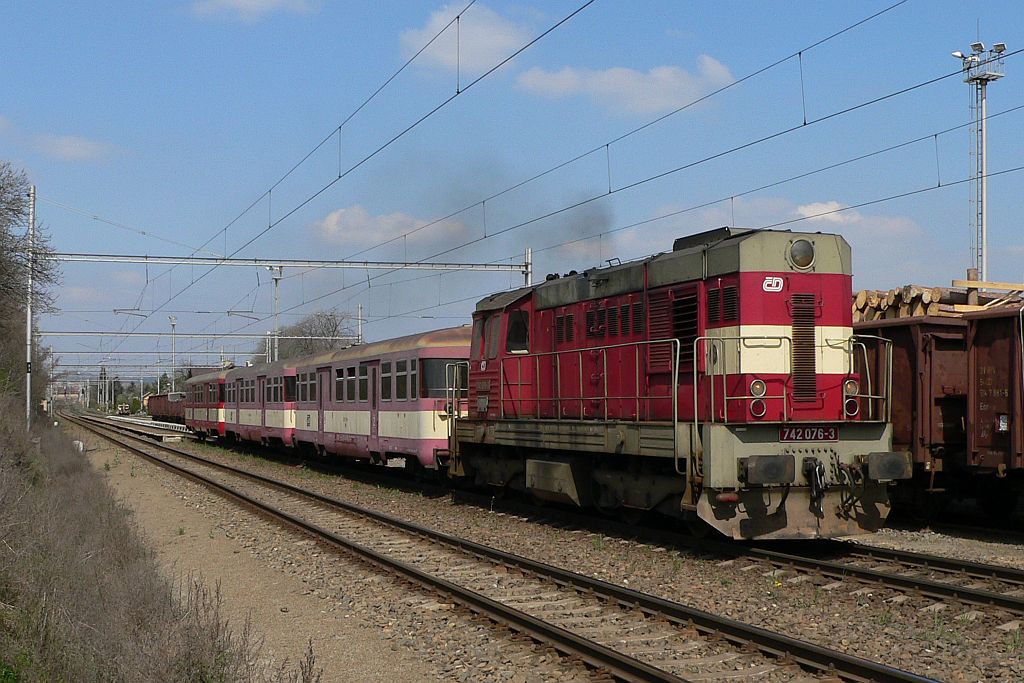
xmin=0 ymin=398 xmax=320 ymax=682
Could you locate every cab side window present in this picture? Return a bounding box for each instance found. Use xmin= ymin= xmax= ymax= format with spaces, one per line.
xmin=506 ymin=310 xmax=529 ymax=353
xmin=485 ymin=316 xmax=501 ymax=360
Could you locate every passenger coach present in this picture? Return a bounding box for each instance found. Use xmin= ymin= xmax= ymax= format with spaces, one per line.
xmin=224 ymin=359 xmax=297 ymax=447
xmin=292 ymin=327 xmax=471 ymax=469
xmin=183 ymin=369 xmax=228 ymax=438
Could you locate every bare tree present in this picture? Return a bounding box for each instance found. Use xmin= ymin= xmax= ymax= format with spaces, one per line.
xmin=254 ymin=309 xmax=356 ymax=362
xmin=0 ymin=160 xmax=58 ymax=399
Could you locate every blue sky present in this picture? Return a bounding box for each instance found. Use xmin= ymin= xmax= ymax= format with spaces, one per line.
xmin=3 ymin=0 xmax=1023 ymax=374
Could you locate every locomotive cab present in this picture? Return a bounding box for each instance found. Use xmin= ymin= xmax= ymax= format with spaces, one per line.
xmin=454 ymin=227 xmax=910 ymax=540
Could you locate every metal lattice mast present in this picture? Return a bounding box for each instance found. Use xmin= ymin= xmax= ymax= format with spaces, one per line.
xmin=954 ymin=41 xmax=1006 ymax=281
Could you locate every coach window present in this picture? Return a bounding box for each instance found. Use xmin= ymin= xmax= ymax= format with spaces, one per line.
xmin=381 ymin=362 xmax=392 ymax=401
xmin=339 ymin=370 xmax=352 ymax=403
xmin=218 ymin=384 xmax=225 ymax=403
xmin=396 ymin=360 xmax=408 ymax=401
xmin=358 ymin=366 xmax=368 ymax=401
xmin=298 ymin=373 xmax=307 ymax=402
xmin=346 ymin=367 xmax=356 ymax=402
xmin=485 ymin=315 xmax=501 ymax=360
xmin=506 ymin=310 xmax=529 ymax=353
xmin=409 ymin=361 xmax=417 ymax=402
xmin=309 ymin=374 xmax=317 ymax=402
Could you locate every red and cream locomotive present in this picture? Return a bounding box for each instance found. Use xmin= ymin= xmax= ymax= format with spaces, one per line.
xmin=452 ymin=227 xmax=910 ymax=539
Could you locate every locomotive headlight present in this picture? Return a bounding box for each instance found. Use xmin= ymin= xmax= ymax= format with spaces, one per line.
xmin=843 ymin=378 xmax=859 ymax=396
xmin=844 ymin=398 xmax=860 ymax=417
xmin=789 ymin=239 xmax=815 ymax=269
xmin=749 ymin=399 xmax=767 ymax=418
xmin=750 ymin=379 xmax=767 ymax=397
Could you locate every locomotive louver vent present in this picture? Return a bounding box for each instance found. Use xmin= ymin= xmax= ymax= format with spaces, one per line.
xmin=555 ymin=315 xmax=565 ymax=344
xmin=620 ymin=304 xmax=630 ymax=334
xmin=585 ymin=310 xmax=597 ymax=338
xmin=707 ymin=289 xmax=721 ymax=324
xmin=565 ymin=313 xmax=575 ymax=342
xmin=632 ymin=302 xmax=644 ymax=334
xmin=596 ymin=308 xmax=606 ymax=337
xmin=673 ymin=294 xmax=698 ymax=365
xmin=722 ymin=286 xmax=739 ymax=321
xmin=608 ymin=306 xmax=619 ymax=336
xmin=791 ymin=293 xmax=817 ymax=401
xmin=648 ymin=294 xmax=672 ymax=369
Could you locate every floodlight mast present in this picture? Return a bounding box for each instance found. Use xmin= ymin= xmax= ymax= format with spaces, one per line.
xmin=954 ymin=41 xmax=1007 ymax=282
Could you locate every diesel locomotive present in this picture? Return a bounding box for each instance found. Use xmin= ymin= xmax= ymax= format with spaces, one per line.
xmin=453 ymin=227 xmax=910 ymax=539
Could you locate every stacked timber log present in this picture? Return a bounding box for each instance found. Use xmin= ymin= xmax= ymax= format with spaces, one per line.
xmin=851 ymin=284 xmax=1021 ymax=322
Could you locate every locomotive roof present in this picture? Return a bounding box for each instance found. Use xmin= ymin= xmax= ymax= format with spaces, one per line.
xmin=475 ymin=227 xmax=851 ymax=313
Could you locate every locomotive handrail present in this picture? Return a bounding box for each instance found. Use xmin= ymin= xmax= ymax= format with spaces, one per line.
xmin=497 ymin=338 xmax=681 ymax=424
xmin=692 ymin=335 xmax=792 ymax=428
xmin=845 ymin=334 xmax=893 ymax=422
xmin=443 ymin=360 xmax=470 ymax=464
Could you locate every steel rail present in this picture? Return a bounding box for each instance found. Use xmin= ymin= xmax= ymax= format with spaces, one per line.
xmin=820 ymin=539 xmax=1024 ymax=585
xmin=448 ymin=486 xmax=1024 ymax=615
xmin=726 ymin=542 xmax=1024 ymax=613
xmin=66 ymin=412 xmax=931 ymax=683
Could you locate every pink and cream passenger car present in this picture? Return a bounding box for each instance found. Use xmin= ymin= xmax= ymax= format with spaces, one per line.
xmin=183 ymin=368 xmax=229 ymax=438
xmin=291 ymin=327 xmax=470 ymax=468
xmin=224 ymin=359 xmax=297 ymax=447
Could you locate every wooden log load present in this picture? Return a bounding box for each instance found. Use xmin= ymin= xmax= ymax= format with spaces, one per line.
xmin=852 ymin=281 xmax=1022 ymax=321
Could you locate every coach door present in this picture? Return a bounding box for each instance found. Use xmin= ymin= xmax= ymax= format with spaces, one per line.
xmin=258 ymin=376 xmax=267 ymax=428
xmin=361 ymin=361 xmax=380 ymax=450
xmin=317 ymin=367 xmax=330 ymax=445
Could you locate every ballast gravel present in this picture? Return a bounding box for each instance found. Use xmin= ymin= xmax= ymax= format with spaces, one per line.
xmin=94 ymin=433 xmax=1024 ymax=681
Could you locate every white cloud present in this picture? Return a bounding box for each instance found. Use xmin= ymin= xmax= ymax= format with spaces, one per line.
xmin=794 ymin=200 xmax=862 ymax=224
xmin=190 ymin=0 xmax=319 ymax=21
xmin=401 ymin=3 xmax=530 ymax=74
xmin=111 ymin=270 xmax=146 ymax=287
xmin=61 ymin=286 xmax=110 ymax=304
xmin=516 ymin=56 xmax=734 ymax=115
xmin=32 ymin=134 xmax=116 ymax=162
xmin=312 ymin=205 xmax=465 ymax=250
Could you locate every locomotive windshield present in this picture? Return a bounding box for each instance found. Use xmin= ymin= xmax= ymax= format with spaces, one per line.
xmin=420 ymin=359 xmax=468 ymax=398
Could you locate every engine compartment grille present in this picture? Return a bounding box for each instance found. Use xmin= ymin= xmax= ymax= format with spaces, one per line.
xmin=791 ymin=293 xmax=817 ymax=401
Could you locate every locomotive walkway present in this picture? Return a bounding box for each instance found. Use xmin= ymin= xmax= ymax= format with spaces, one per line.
xmin=65 ymin=412 xmax=928 ymax=683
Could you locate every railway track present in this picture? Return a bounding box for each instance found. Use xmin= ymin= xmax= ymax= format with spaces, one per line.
xmin=483 ymin=495 xmax=1024 ymax=619
xmin=66 ymin=412 xmax=928 ymax=683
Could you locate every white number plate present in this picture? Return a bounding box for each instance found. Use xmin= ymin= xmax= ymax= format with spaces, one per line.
xmin=779 ymin=425 xmax=838 ymax=442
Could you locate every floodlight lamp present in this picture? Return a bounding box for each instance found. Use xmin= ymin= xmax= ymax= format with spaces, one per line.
xmin=952 ymin=50 xmax=965 ymax=59
xmin=971 ymin=41 xmax=985 ymax=53
xmin=993 ymin=42 xmax=1007 ymax=54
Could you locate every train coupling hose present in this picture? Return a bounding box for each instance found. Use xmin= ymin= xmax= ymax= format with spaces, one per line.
xmin=803 ymin=458 xmax=827 ymax=512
